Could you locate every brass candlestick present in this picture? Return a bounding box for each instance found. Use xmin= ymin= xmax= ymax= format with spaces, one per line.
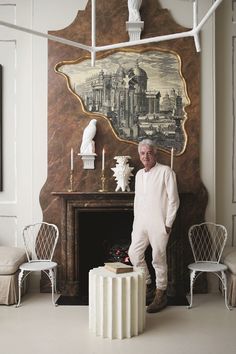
xmin=68 ymin=169 xmax=74 ymax=192
xmin=99 ymin=170 xmax=107 ymax=192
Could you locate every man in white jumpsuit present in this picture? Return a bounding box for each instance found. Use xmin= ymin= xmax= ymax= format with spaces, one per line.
xmin=128 ymin=139 xmax=179 ymax=313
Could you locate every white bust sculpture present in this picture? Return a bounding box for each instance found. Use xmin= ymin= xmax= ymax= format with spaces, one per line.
xmin=111 ymin=156 xmax=134 ymax=192
xmin=80 ymin=119 xmax=97 ymax=154
xmin=128 ymin=0 xmax=142 ymax=22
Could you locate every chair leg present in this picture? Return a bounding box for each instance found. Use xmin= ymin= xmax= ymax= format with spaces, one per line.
xmin=187 ymin=270 xmax=196 ymax=309
xmin=16 ymin=269 xmax=24 ymax=308
xmin=54 ymin=267 xmax=58 ymax=294
xmin=221 ymin=271 xmax=231 ymax=311
xmin=49 ymin=268 xmax=57 ymax=306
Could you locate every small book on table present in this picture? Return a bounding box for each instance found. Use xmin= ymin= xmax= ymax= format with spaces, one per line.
xmin=104 ymin=262 xmax=133 ymax=274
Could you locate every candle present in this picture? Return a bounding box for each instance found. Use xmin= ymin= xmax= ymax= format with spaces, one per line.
xmin=102 ymin=148 xmax=105 ymax=171
xmin=70 ymin=148 xmax=74 ymax=171
xmin=171 ymin=147 xmax=174 ymax=170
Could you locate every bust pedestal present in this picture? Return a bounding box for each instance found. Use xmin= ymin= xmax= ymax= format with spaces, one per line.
xmin=78 ymin=153 xmax=97 ymax=169
xmin=126 ymin=21 xmax=144 ymax=41
xmin=89 ymin=266 xmax=146 ymax=339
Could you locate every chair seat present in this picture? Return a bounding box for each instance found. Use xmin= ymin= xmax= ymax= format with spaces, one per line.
xmin=188 ymin=262 xmax=227 ymax=272
xmin=19 ymin=261 xmax=57 ymax=272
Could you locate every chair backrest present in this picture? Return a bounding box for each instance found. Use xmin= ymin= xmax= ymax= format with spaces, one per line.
xmin=22 ymin=222 xmax=59 ymax=262
xmin=188 ymin=222 xmax=227 ymax=263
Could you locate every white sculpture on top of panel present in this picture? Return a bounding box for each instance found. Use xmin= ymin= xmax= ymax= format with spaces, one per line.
xmin=80 ymin=119 xmax=97 ymax=154
xmin=126 ymin=0 xmax=144 ymax=42
xmin=128 ymin=0 xmax=142 ymax=22
xmin=111 ymin=156 xmax=134 ymax=192
xmin=79 ymin=119 xmax=97 ymax=169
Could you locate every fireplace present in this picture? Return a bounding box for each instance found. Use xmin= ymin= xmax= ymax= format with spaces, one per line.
xmin=77 ymin=209 xmax=133 ymax=303
xmin=52 ymin=192 xmax=134 ymax=301
xmin=50 ymin=191 xmax=207 ymax=303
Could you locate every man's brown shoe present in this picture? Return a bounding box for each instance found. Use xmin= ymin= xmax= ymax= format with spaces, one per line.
xmin=146 ymin=289 xmax=167 ymax=313
xmin=146 ymin=284 xmax=156 ymax=305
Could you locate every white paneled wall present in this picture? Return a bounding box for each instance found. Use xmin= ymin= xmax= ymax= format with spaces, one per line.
xmin=0 ymin=0 xmax=87 ymax=248
xmin=216 ymin=1 xmax=236 ymax=246
xmin=0 ymin=2 xmax=21 ymax=246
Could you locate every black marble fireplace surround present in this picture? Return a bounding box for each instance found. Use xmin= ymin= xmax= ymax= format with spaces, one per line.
xmin=51 ymin=191 xmax=207 ymax=304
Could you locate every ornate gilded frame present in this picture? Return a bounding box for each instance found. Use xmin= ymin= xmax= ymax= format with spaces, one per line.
xmin=55 ymin=47 xmax=189 ymax=155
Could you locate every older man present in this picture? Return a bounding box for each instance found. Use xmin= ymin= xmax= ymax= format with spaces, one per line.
xmin=128 ymin=139 xmax=179 ymax=313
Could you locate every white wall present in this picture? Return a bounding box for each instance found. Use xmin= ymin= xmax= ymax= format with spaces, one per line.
xmin=216 ymin=1 xmax=236 ymax=246
xmin=0 ymin=0 xmax=33 ymax=246
xmin=0 ymin=1 xmax=218 ymax=285
xmin=0 ymin=0 xmax=87 ymax=248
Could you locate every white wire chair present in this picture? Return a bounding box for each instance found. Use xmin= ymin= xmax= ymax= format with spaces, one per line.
xmin=187 ymin=222 xmax=231 ymax=310
xmin=16 ymin=222 xmax=59 ymax=307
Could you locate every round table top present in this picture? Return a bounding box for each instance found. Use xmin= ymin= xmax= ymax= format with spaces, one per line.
xmin=89 ymin=265 xmax=145 ymax=278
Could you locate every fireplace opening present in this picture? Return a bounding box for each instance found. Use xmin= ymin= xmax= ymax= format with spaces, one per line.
xmin=77 ymin=209 xmax=134 ymax=304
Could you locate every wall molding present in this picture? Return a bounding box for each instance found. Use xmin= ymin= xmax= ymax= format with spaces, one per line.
xmin=0 ymin=202 xmax=17 ymax=215
xmin=233 ymin=35 xmax=236 ymax=202
xmin=232 ymin=214 xmax=236 ymax=245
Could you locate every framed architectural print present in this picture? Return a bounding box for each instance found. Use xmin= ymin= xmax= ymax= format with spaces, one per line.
xmin=56 ymin=48 xmax=190 ymax=155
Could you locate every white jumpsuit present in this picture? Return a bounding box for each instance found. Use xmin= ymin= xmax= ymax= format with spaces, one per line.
xmin=128 ymin=163 xmax=180 ymax=290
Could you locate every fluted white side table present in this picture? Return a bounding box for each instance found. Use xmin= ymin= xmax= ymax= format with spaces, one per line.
xmin=89 ymin=266 xmax=146 ymax=339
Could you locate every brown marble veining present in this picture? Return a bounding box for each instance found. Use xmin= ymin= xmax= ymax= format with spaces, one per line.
xmin=39 ymin=0 xmax=207 ymax=295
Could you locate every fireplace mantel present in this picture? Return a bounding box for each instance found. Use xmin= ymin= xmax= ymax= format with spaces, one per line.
xmin=52 ymin=191 xmax=134 ymax=204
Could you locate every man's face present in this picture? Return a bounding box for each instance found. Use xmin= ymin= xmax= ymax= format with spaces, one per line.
xmin=139 ymin=144 xmax=157 ymax=171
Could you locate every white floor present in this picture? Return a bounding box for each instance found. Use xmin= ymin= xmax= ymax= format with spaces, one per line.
xmin=0 ymin=293 xmax=235 ymax=354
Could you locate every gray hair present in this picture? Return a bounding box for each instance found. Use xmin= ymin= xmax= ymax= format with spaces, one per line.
xmin=138 ymin=139 xmax=157 ymax=154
